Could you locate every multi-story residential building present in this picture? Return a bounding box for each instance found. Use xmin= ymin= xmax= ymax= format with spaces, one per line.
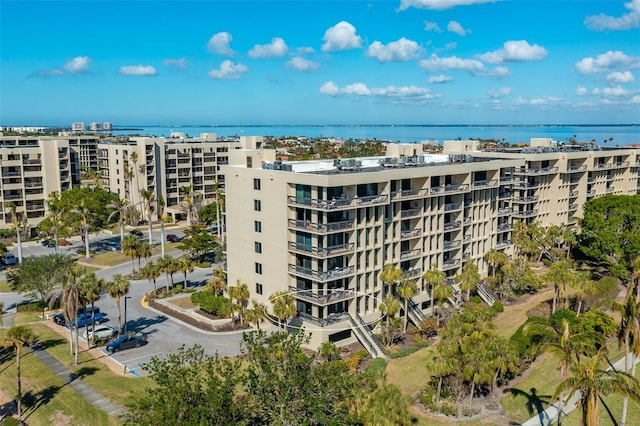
xmin=223 ymin=139 xmax=640 ymax=350
xmin=0 ymin=135 xmax=99 ymax=230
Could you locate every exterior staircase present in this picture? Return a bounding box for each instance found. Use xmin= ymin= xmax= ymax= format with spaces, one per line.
xmin=348 ymin=313 xmax=386 ymax=359
xmin=407 ymin=299 xmax=429 ymax=329
xmin=476 ymin=282 xmax=497 ymax=307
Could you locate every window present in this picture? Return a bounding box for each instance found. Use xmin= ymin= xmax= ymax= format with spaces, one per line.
xmin=256 ymin=283 xmax=263 ymax=295
xmin=255 ymin=263 xmax=262 ymax=274
xmin=254 ymin=221 xmax=262 ymax=232
xmin=255 ymin=242 xmax=262 ymax=253
xmin=254 ymin=199 xmax=261 ymax=211
xmin=253 ymin=178 xmax=261 ymax=190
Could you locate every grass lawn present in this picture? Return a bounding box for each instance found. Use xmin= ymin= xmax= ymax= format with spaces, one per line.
xmin=0 ymin=328 xmax=122 ymax=426
xmin=0 ymin=280 xmax=13 ymax=293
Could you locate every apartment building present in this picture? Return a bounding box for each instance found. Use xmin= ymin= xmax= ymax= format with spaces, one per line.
xmin=223 ymin=139 xmax=640 ymax=349
xmin=0 ymin=135 xmax=99 ymax=230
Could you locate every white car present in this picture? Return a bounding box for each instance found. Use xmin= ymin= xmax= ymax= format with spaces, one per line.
xmin=83 ymin=325 xmax=118 ymax=341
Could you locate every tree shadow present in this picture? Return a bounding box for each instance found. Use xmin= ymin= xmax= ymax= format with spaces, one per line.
xmin=504 ymin=387 xmax=551 ymax=425
xmin=22 ymin=384 xmax=61 ymax=421
xmin=0 ymin=399 xmax=16 ymax=420
xmin=0 ymin=347 xmax=15 ymax=364
xmin=31 ymin=337 xmax=66 ymax=350
xmin=68 ymin=366 xmax=99 ymax=382
xmin=124 ymin=315 xmax=168 ymax=334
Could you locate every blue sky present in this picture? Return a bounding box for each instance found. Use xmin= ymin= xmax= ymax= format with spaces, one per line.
xmin=1 ymin=0 xmax=639 ymax=125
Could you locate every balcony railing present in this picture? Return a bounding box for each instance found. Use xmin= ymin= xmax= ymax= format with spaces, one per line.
xmin=497 ymin=223 xmax=513 ymax=232
xmin=500 ymin=176 xmax=515 ymax=183
xmin=513 ymin=209 xmax=538 ymax=218
xmin=288 ymin=219 xmax=354 ymax=233
xmin=497 ymin=240 xmax=512 ymax=249
xmin=473 ymin=179 xmax=497 ymax=188
xmin=568 ymin=165 xmax=587 ymax=172
xmin=400 ymin=249 xmax=421 ymax=260
xmin=498 ymin=192 xmax=512 ymax=199
xmin=442 ymin=258 xmax=460 ymax=270
xmin=430 ymin=184 xmax=468 ymax=195
xmin=400 ymin=208 xmax=421 ymax=218
xmin=298 ymin=311 xmax=350 ymax=328
xmin=391 ymin=188 xmax=428 ymax=199
xmin=288 ymin=242 xmax=354 ymax=257
xmin=400 ymin=229 xmax=422 ymax=239
xmin=498 ymin=207 xmax=512 ymax=216
xmin=568 ymin=204 xmax=578 ymax=210
xmin=586 ymin=190 xmax=597 ymax=197
xmin=513 ymin=196 xmax=538 ymax=203
xmin=287 ymin=194 xmax=388 ymax=210
xmin=569 ymin=190 xmax=579 ymax=197
xmin=402 ymin=267 xmax=421 ymax=279
xmin=443 ymin=240 xmax=461 ymax=250
xmin=515 ymin=166 xmax=558 ymax=175
xmin=606 ymin=187 xmax=615 ymax=193
xmin=288 ymin=264 xmax=354 ymax=282
xmin=444 ymin=202 xmax=462 ymax=211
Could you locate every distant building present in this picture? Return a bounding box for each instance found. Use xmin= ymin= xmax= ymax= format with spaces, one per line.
xmin=89 ymin=122 xmax=103 ymax=131
xmin=72 ymin=122 xmax=86 ymax=132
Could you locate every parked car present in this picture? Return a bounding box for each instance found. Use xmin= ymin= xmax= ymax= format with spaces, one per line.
xmin=99 ymin=241 xmax=120 ymax=252
xmin=166 ymin=234 xmax=181 ymax=242
xmin=83 ymin=325 xmax=118 ymax=341
xmin=3 ymin=253 xmax=18 ymax=266
xmin=41 ymin=239 xmax=55 ymax=247
xmin=53 ymin=306 xmax=101 ymax=327
xmin=70 ymin=311 xmax=106 ymax=328
xmin=106 ymin=334 xmax=147 ymax=353
xmin=130 ymin=229 xmax=143 ymax=237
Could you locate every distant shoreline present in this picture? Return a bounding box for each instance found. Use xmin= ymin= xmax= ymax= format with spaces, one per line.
xmin=113 ymin=123 xmax=639 ymax=129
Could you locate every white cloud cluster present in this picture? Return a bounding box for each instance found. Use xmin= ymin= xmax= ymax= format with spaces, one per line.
xmin=575 ymin=51 xmax=640 ymax=74
xmin=424 ymin=21 xmax=441 ymax=32
xmin=163 ymin=58 xmax=188 ymax=70
xmin=248 ymin=37 xmax=288 ymax=58
xmin=285 ymin=56 xmax=320 ymax=71
xmin=207 ymin=32 xmax=235 ymax=56
xmin=428 ymin=74 xmax=454 ymax=84
xmin=399 ymin=0 xmax=495 ymax=11
xmin=64 ymin=56 xmax=92 ymax=73
xmin=207 ymin=60 xmax=248 ymax=79
xmin=487 ymin=87 xmax=512 ymax=98
xmin=119 ymin=65 xmax=157 ymax=76
xmin=576 ymin=86 xmax=588 ymax=96
xmin=606 ymin=71 xmax=635 ymax=83
xmin=419 ymin=54 xmax=510 ymax=78
xmin=319 ymin=81 xmax=440 ymax=104
xmin=447 ymin=21 xmax=469 ymax=36
xmin=584 ymin=0 xmax=640 ymax=31
xmin=592 ymin=85 xmax=632 ymax=97
xmin=366 ymin=38 xmax=423 ymax=62
xmin=321 ymin=21 xmax=362 ymax=52
xmin=477 ymin=40 xmax=547 ymax=64
xmin=513 ymin=96 xmax=566 ymax=107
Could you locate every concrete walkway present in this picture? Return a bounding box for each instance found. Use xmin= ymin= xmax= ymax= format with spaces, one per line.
xmin=28 ymin=344 xmax=125 ymax=418
xmin=521 ymin=354 xmax=640 ymax=426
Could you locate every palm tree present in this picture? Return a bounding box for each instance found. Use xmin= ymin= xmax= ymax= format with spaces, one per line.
xmin=206 ymin=275 xmax=226 ymax=297
xmin=79 ymin=273 xmax=105 ymax=346
xmin=433 ymin=280 xmax=453 ymax=327
xmin=45 ymin=191 xmax=65 ymax=254
xmin=180 ymin=184 xmax=200 ymax=227
xmin=73 ymin=199 xmax=92 ymax=259
xmin=214 ymin=181 xmax=225 ymax=244
xmin=122 ymin=235 xmax=141 ymax=276
xmin=139 ymin=188 xmax=155 ymax=244
xmin=554 ymin=348 xmax=640 ymax=426
xmin=61 ymin=269 xmax=81 ymax=362
xmin=107 ymin=274 xmax=130 ymax=334
xmin=423 ymin=265 xmax=446 ymax=318
xmin=397 ymin=279 xmax=418 ymax=333
xmin=484 ymin=248 xmax=508 ymax=279
xmin=488 ymin=337 xmax=519 ymax=397
xmin=235 ymin=280 xmax=250 ymax=325
xmin=106 ymin=198 xmax=130 ymax=251
xmin=457 ymin=259 xmax=480 ymax=302
xmin=6 ymin=202 xmax=27 ymax=264
xmin=156 ymin=195 xmax=167 ymax=257
xmin=245 ymin=299 xmax=266 ymax=329
xmin=4 ymin=325 xmax=35 ymax=422
xmin=270 ymin=291 xmax=297 ymax=329
xmin=380 ymin=264 xmax=403 ymax=297
xmin=137 ymin=242 xmax=152 ymax=271
xmin=545 ymin=259 xmax=575 ymax=314
xmin=177 ymin=256 xmax=195 ymax=289
xmin=129 ymin=151 xmax=141 ymax=214
xmin=140 ymin=261 xmax=160 ymax=297
xmin=157 ymin=255 xmax=178 ymax=292
xmin=380 ymin=293 xmax=401 ymax=345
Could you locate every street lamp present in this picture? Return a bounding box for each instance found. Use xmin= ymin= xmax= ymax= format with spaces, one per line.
xmin=123 ymin=296 xmax=132 ymax=335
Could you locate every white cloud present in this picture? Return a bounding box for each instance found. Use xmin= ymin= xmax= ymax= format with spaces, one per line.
xmin=428 ymin=74 xmax=454 ymax=83
xmin=295 ymin=46 xmax=315 ymax=55
xmin=513 ymin=96 xmax=566 ymax=107
xmin=477 ymin=40 xmax=547 ymax=64
xmin=584 ymin=0 xmax=640 ymax=31
xmin=119 ymin=65 xmax=157 ymax=76
xmin=592 ymin=85 xmax=631 ymax=97
xmin=424 ymin=21 xmax=441 ymax=32
xmin=445 ymin=42 xmax=458 ymax=50
xmin=162 ymin=58 xmax=188 ymax=70
xmin=399 ymin=0 xmax=496 ymax=11
xmin=63 ymin=56 xmax=91 ymax=73
xmin=320 ymin=81 xmax=441 ymax=105
xmin=487 ymin=87 xmax=511 ymax=98
xmin=285 ymin=56 xmax=320 ymax=71
xmin=419 ymin=53 xmax=484 ymax=74
xmin=321 ymin=21 xmax=362 ymax=52
xmin=447 ymin=21 xmax=469 ymax=36
xmin=248 ymin=37 xmax=288 ymax=58
xmin=606 ymin=70 xmax=635 ymax=83
xmin=366 ymin=38 xmax=424 ymax=62
xmin=490 ymin=66 xmax=511 ymax=78
xmin=575 ymin=51 xmax=640 ymax=74
xmin=207 ymin=32 xmax=235 ymax=56
xmin=576 ymin=86 xmax=588 ymax=96
xmin=207 ymin=60 xmax=248 ymax=79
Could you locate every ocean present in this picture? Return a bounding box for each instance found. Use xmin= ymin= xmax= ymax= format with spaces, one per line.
xmin=110 ymin=124 xmax=640 ymax=146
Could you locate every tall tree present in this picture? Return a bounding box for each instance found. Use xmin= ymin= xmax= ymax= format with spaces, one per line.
xmin=139 ymin=188 xmax=155 ymax=244
xmin=42 ymin=191 xmax=65 ymax=254
xmin=107 ymin=274 xmax=130 ymax=334
xmin=423 ymin=265 xmax=446 ymax=317
xmin=79 ymin=272 xmax=106 ymax=346
xmin=106 ymin=198 xmax=130 ymax=251
xmin=140 ymin=261 xmax=160 ymax=297
xmin=129 ymin=151 xmax=141 ymax=216
xmin=433 ymin=280 xmax=454 ymax=327
xmin=6 ymin=202 xmax=27 ymax=264
xmin=245 ymin=299 xmax=266 ymax=330
xmin=397 ymin=279 xmax=418 ymax=333
xmin=157 ymin=255 xmax=178 ymax=291
xmin=180 ymin=184 xmax=199 ymax=227
xmin=545 ymin=259 xmax=575 ymax=314
xmin=72 ymin=198 xmax=93 ymax=259
xmin=61 ymin=269 xmax=81 ymax=363
xmin=269 ymin=291 xmax=297 ymax=329
xmin=484 ymin=248 xmax=508 ymax=279
xmin=156 ymin=195 xmax=167 ymax=257
xmin=379 ymin=263 xmax=403 ymax=297
xmin=177 ymin=256 xmax=194 ymax=289
xmin=4 ymin=325 xmax=35 ymax=422
xmin=229 ymin=280 xmax=250 ymax=327
xmin=457 ymin=259 xmax=480 ymax=302
xmin=122 ymin=235 xmax=141 ymax=275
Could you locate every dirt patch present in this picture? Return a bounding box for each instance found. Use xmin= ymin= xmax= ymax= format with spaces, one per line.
xmin=0 ymin=390 xmax=16 ymax=420
xmin=167 ymin=295 xmax=195 ymax=309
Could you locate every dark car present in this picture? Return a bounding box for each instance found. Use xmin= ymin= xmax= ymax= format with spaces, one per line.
xmin=54 ymin=306 xmax=102 ymax=327
xmin=166 ymin=234 xmax=181 ymax=242
xmin=106 ymin=334 xmax=147 ymax=353
xmin=41 ymin=239 xmax=55 ymax=247
xmin=130 ymin=229 xmax=143 ymax=238
xmin=70 ymin=311 xmax=106 ymax=328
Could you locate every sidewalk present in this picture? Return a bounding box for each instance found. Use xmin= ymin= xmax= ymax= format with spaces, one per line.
xmin=28 ymin=344 xmax=125 ymax=418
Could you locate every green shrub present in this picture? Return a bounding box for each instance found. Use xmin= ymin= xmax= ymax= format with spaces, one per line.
xmin=492 ymin=301 xmax=504 ymax=313
xmin=469 ymin=295 xmax=482 ymax=304
xmin=197 ymin=262 xmax=211 ymax=268
xmin=462 ymin=407 xmax=479 ymax=417
xmin=365 ymin=357 xmax=387 ymax=379
xmin=173 ymin=284 xmax=183 ymax=294
xmin=191 ymin=290 xmax=230 ymax=316
xmin=542 ymin=258 xmax=553 ymax=266
xmin=17 ymin=300 xmax=45 ymax=313
xmin=1 ymin=416 xmax=22 ymax=426
xmin=389 ymin=345 xmax=423 ymax=359
xmin=439 ymin=403 xmax=457 ymax=417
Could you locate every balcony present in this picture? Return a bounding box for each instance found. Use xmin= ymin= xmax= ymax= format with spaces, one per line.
xmin=614 ymin=161 xmax=630 ymax=168
xmin=606 ymin=187 xmax=615 ymax=194
xmin=568 ymin=165 xmax=587 ymax=172
xmin=288 ymin=264 xmax=354 ymax=282
xmin=498 ymin=191 xmax=512 ymax=199
xmin=430 ymin=184 xmax=468 ymax=195
xmin=391 ymin=188 xmax=428 ymax=199
xmin=513 ymin=209 xmax=537 ymax=218
xmin=500 ymin=176 xmax=515 ymax=184
xmin=442 ymin=258 xmax=460 ymax=270
xmin=497 ymin=207 xmax=512 ymax=216
xmin=496 ymin=240 xmax=512 ymax=249
xmin=473 ymin=179 xmax=497 ymax=188
xmin=568 ymin=204 xmax=578 ymax=211
xmin=400 ymin=229 xmax=422 ymax=240
xmin=287 ymin=219 xmax=354 ymax=233
xmin=400 ymin=208 xmax=421 ymax=218
xmin=513 ymin=196 xmax=538 ymax=203
xmin=443 ymin=221 xmax=462 ymax=231
xmin=298 ymin=311 xmax=350 ymax=328
xmin=515 ymin=167 xmax=558 ymax=175
xmin=515 ymin=181 xmax=541 ymax=188
xmin=586 ymin=190 xmax=597 ymax=197
xmin=497 ymin=223 xmax=513 ymax=232
xmin=400 ymin=249 xmax=421 ymax=260
xmin=569 ymin=190 xmax=579 ymax=197
xmin=4 ymin=194 xmax=22 ymax=200
xmin=443 ymin=240 xmax=461 ymax=250
xmin=402 ymin=267 xmax=421 ymax=279
xmin=444 ymin=202 xmax=462 ymax=211
xmin=287 ymin=194 xmax=388 ymax=210
xmin=23 ymin=159 xmax=41 ymax=165
xmin=288 ymin=241 xmax=354 ymax=257
xmin=289 ymin=287 xmax=356 ymax=306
